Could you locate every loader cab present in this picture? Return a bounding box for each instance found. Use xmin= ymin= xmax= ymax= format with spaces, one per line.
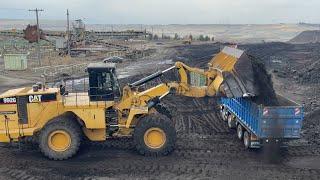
xmin=87 ymin=63 xmax=121 ymax=101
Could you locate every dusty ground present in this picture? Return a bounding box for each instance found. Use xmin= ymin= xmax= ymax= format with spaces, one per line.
xmin=0 ymin=98 xmax=319 ymax=180
xmin=0 ymin=42 xmax=320 ymax=179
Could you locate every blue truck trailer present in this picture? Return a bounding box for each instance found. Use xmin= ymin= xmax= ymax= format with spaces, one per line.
xmin=219 ymin=95 xmax=304 ymax=148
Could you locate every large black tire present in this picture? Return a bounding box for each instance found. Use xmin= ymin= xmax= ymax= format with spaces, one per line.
xmin=243 ymin=131 xmax=251 ymax=149
xmin=220 ymin=107 xmax=228 ymax=122
xmin=134 ymin=113 xmax=176 ymax=156
xmin=227 ymin=115 xmax=236 ymax=129
xmin=39 ymin=118 xmax=81 ymax=160
xmin=237 ymin=124 xmax=243 ymax=140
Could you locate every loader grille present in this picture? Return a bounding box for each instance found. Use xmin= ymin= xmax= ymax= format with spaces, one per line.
xmin=189 ymin=71 xmax=206 ymax=86
xmin=17 ymin=96 xmax=28 ymax=124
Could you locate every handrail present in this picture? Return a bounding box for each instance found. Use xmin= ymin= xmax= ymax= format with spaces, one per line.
xmin=61 ymin=77 xmax=116 ymax=107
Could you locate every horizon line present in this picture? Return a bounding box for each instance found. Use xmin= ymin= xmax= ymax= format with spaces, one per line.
xmin=1 ymin=18 xmax=319 ymax=26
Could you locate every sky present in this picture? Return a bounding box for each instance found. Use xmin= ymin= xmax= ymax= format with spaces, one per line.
xmin=0 ymin=0 xmax=320 ymax=24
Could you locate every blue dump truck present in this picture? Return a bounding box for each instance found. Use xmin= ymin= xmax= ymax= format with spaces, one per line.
xmin=219 ymin=95 xmax=304 ymax=149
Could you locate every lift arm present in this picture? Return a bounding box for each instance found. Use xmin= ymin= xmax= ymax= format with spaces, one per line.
xmin=116 ymin=46 xmax=257 ymax=128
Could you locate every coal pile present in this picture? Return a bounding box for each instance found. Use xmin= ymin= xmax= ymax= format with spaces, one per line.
xmin=173 ymin=43 xmax=222 ymax=68
xmin=296 ymin=60 xmax=320 ymax=84
xmin=239 ymin=42 xmax=293 ymax=67
xmin=240 ymin=42 xmax=320 ymax=86
xmin=289 ymin=30 xmax=320 ymax=44
xmin=302 ymin=109 xmax=320 ymax=145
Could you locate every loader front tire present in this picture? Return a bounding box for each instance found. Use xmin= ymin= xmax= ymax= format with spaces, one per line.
xmin=134 ymin=113 xmax=176 ymax=156
xmin=39 ymin=119 xmax=81 ymax=160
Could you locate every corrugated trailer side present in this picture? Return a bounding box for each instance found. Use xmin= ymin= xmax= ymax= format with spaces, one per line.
xmin=219 ymin=95 xmax=303 ymax=149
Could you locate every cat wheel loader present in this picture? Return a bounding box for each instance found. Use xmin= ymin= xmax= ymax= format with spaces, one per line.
xmin=0 ymin=47 xmax=257 ymax=160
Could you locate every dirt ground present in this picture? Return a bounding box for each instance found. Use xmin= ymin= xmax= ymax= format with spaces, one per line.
xmin=0 ymin=97 xmax=319 ymax=180
xmin=0 ymin=42 xmax=320 ymax=179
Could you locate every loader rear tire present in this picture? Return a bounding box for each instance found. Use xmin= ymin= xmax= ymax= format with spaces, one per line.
xmin=39 ymin=119 xmax=81 ymax=160
xmin=134 ymin=113 xmax=176 ymax=156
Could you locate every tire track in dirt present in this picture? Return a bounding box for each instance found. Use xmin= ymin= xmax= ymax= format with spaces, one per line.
xmin=0 ymin=167 xmax=42 ymax=180
xmin=0 ymin=133 xmax=320 ymax=180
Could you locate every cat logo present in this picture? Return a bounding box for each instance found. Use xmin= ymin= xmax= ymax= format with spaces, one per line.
xmin=29 ymin=95 xmax=42 ymax=103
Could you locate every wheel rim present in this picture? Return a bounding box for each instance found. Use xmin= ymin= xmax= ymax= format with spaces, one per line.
xmin=144 ymin=127 xmax=166 ymax=149
xmin=48 ymin=130 xmax=71 ymax=152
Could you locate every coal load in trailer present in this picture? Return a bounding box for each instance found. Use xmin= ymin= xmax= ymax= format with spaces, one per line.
xmin=249 ymin=55 xmax=279 ymax=106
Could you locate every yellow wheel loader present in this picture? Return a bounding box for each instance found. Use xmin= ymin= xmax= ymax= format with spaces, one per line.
xmin=0 ymin=47 xmax=257 ymax=160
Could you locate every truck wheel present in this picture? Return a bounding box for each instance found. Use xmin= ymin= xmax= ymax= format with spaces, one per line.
xmin=39 ymin=120 xmax=81 ymax=160
xmin=227 ymin=115 xmax=236 ymax=129
xmin=134 ymin=113 xmax=176 ymax=156
xmin=220 ymin=108 xmax=228 ymax=121
xmin=237 ymin=124 xmax=243 ymax=140
xmin=243 ymin=131 xmax=251 ymax=149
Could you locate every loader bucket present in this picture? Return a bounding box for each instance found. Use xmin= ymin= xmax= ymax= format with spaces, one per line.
xmin=208 ymin=46 xmax=258 ymax=98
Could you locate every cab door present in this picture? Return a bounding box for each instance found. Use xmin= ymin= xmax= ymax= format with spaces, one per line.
xmin=16 ymin=96 xmax=29 ymax=124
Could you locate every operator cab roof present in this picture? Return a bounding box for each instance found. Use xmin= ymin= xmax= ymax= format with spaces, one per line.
xmin=87 ymin=62 xmax=116 ymax=71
